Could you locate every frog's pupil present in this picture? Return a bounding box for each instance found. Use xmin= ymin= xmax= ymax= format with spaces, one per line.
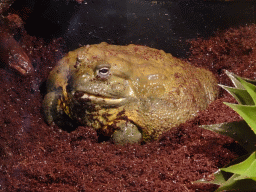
xmin=99 ymin=68 xmax=109 ymax=74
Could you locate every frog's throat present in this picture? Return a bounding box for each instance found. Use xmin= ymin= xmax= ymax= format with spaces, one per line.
xmin=80 ymin=93 xmax=126 ymax=105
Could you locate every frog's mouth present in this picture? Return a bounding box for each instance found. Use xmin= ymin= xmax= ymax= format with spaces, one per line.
xmin=75 ymin=92 xmax=126 ymax=105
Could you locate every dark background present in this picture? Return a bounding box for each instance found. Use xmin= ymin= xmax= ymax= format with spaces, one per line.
xmin=10 ymin=0 xmax=256 ymax=57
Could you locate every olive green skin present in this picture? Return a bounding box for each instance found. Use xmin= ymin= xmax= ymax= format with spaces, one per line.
xmin=43 ymin=42 xmax=218 ymax=144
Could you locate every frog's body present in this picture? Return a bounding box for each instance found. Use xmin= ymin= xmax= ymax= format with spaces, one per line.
xmin=43 ymin=42 xmax=218 ymax=144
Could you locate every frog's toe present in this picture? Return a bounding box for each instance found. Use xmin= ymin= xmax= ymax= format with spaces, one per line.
xmin=42 ymin=91 xmax=60 ymax=125
xmin=111 ymin=121 xmax=142 ymax=145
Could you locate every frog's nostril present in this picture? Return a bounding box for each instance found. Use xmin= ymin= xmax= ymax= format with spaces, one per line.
xmin=74 ymin=91 xmax=84 ymax=98
xmin=111 ymin=83 xmax=125 ymax=94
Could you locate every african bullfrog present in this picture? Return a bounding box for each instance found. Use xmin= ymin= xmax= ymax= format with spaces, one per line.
xmin=43 ymin=42 xmax=218 ymax=144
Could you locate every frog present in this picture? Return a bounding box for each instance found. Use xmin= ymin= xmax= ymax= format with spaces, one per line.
xmin=43 ymin=42 xmax=218 ymax=144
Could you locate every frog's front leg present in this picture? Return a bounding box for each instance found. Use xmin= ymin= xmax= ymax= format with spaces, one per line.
xmin=43 ymin=91 xmax=76 ymax=129
xmin=111 ymin=120 xmax=142 ymax=145
xmin=42 ymin=91 xmax=63 ymax=124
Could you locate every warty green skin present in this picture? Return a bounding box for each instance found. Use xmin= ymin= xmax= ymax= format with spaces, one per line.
xmin=43 ymin=42 xmax=218 ymax=144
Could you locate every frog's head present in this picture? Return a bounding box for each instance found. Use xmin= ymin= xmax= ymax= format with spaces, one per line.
xmin=67 ymin=55 xmax=136 ymax=107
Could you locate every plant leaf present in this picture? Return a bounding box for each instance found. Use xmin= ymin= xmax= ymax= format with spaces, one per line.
xmin=236 ymin=76 xmax=256 ymax=105
xmin=193 ymin=169 xmax=230 ymax=185
xmin=224 ymin=70 xmax=245 ymax=89
xmin=221 ymin=152 xmax=256 ymax=179
xmin=224 ymin=70 xmax=256 ymax=88
xmin=195 ymin=171 xmax=256 ymax=192
xmin=224 ymin=103 xmax=256 ymax=134
xmin=235 ymin=174 xmax=256 ymax=182
xmin=219 ymin=84 xmax=254 ymax=105
xmin=244 ymin=79 xmax=256 ymax=86
xmin=200 ymin=121 xmax=256 ymax=153
xmin=197 ymin=71 xmax=256 ymax=192
xmin=215 ymin=174 xmax=256 ymax=192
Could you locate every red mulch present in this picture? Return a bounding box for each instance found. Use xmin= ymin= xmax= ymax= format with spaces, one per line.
xmin=1 ymin=24 xmax=256 ymax=191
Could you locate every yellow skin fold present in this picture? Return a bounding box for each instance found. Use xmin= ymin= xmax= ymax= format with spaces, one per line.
xmin=43 ymin=42 xmax=218 ymax=144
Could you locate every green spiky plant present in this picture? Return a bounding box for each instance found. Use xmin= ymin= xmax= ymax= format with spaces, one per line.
xmin=194 ymin=70 xmax=256 ymax=191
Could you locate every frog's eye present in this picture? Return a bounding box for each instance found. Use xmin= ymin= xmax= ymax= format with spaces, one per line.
xmin=96 ymin=66 xmax=111 ymax=80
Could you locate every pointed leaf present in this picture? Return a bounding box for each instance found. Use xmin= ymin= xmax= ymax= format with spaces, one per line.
xmin=224 ymin=70 xmax=245 ymax=89
xmin=194 ymin=154 xmax=251 ymax=185
xmin=224 ymin=70 xmax=256 ymax=88
xmin=219 ymin=84 xmax=254 ymax=105
xmin=235 ymin=174 xmax=256 ymax=182
xmin=224 ymin=103 xmax=256 ymax=134
xmin=193 ymin=169 xmax=232 ymax=185
xmin=221 ymin=152 xmax=256 ymax=178
xmin=244 ymin=78 xmax=256 ymax=86
xmin=214 ymin=174 xmax=240 ymax=192
xmin=236 ymin=76 xmax=256 ymax=105
xmin=215 ymin=174 xmax=256 ymax=192
xmin=200 ymin=121 xmax=256 ymax=153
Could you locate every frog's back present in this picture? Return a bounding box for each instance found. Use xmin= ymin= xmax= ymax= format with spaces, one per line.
xmin=102 ymin=44 xmax=218 ymax=140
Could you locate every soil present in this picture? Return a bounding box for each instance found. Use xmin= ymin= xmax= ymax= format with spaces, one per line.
xmin=1 ymin=24 xmax=256 ymax=192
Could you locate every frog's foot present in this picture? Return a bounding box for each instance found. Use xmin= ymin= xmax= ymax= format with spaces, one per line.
xmin=111 ymin=120 xmax=142 ymax=145
xmin=43 ymin=91 xmax=77 ymax=130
